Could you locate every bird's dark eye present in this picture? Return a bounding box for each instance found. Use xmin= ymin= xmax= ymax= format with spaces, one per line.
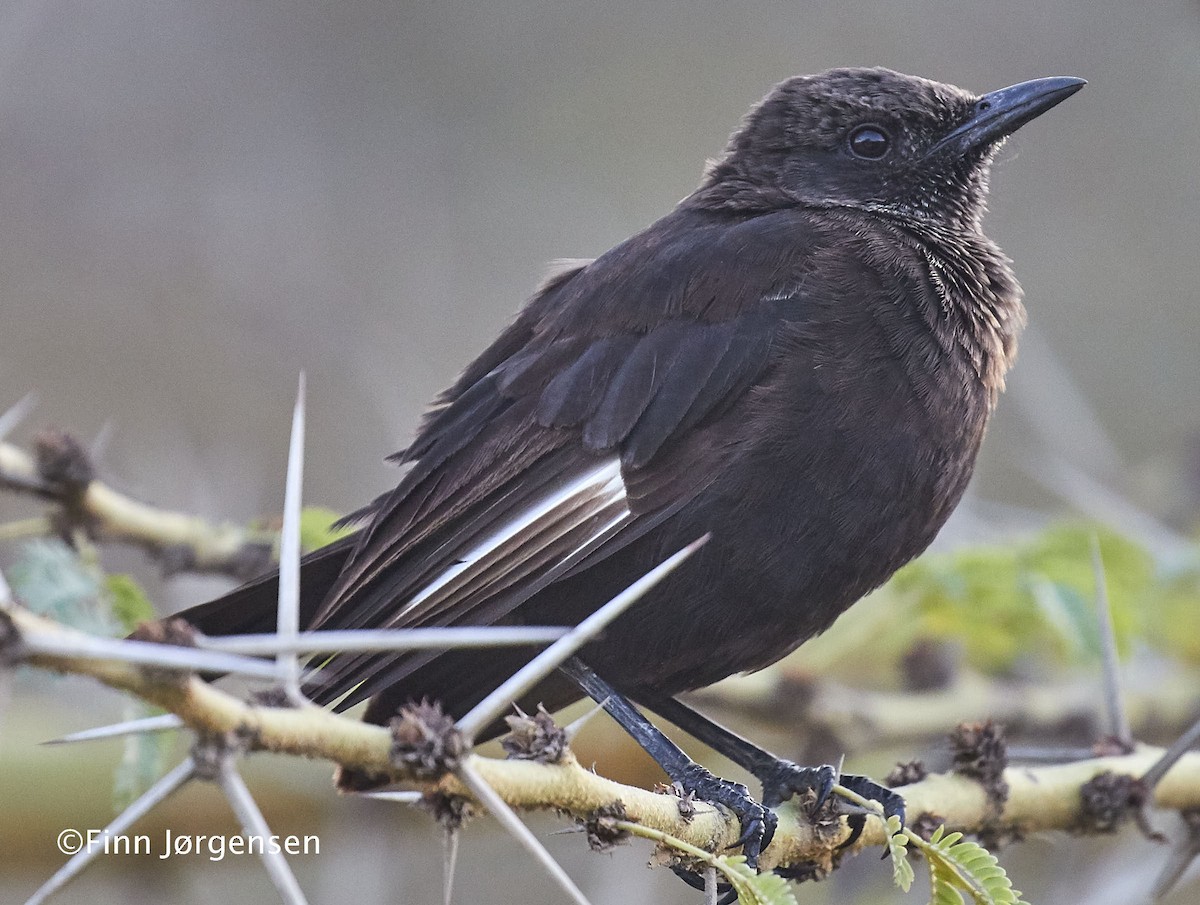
xmin=848 ymin=125 xmax=891 ymax=159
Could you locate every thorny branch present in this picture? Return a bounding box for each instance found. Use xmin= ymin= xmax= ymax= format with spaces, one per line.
xmin=5 ymin=603 xmax=1200 ymax=879
xmin=5 ymin=427 xmax=1198 ymax=754
xmin=5 ymin=404 xmax=1200 ymax=901
xmin=689 ymin=662 xmax=1200 ymax=756
xmin=0 ymin=433 xmax=278 ymax=579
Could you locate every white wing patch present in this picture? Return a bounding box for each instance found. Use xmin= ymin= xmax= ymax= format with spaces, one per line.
xmin=391 ymin=457 xmax=630 ymax=624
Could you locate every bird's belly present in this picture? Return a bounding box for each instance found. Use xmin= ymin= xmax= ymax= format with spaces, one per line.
xmin=558 ymin=390 xmax=986 ymax=696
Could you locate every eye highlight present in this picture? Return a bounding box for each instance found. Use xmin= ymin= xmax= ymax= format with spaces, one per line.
xmin=848 ymin=125 xmax=891 ymax=160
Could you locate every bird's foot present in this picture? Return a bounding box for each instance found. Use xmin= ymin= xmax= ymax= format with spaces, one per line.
xmin=667 ymin=763 xmax=778 ymax=905
xmin=757 ymin=760 xmax=905 ymax=840
xmin=757 ymin=760 xmax=837 ymax=810
xmin=667 ymin=764 xmax=902 ymax=902
xmin=675 ymin=761 xmax=778 ymax=865
xmin=838 ymin=772 xmax=906 ymax=825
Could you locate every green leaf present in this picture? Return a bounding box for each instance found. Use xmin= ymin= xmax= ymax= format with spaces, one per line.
xmin=608 ymin=821 xmax=796 ymax=905
xmin=111 ymin=701 xmax=174 ymax=812
xmin=911 ymin=824 xmax=1027 ymax=905
xmin=105 ymin=574 xmax=156 ymax=634
xmin=880 ymin=522 xmax=1200 ymax=672
xmin=8 ymin=539 xmax=115 ymax=636
xmin=299 ymin=506 xmax=353 ymax=552
xmin=713 ymin=854 xmax=797 ymax=905
xmin=887 ymin=814 xmax=915 ymax=892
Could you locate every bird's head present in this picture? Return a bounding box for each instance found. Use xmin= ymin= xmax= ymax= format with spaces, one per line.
xmin=697 ymin=67 xmax=1084 ymax=231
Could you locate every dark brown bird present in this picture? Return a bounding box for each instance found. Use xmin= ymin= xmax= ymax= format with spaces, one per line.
xmin=179 ymin=68 xmax=1082 ymax=836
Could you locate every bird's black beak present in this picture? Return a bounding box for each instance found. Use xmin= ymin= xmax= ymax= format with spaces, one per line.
xmin=931 ymin=76 xmax=1086 ymax=157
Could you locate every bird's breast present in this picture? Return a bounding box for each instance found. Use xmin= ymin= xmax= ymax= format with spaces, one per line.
xmin=604 ymin=298 xmax=993 ymax=691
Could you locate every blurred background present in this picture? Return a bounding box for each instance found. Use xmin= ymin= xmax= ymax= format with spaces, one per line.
xmin=2 ymin=1 xmax=1199 ymax=903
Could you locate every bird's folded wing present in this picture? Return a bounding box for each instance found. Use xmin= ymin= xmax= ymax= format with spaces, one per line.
xmin=305 ymin=209 xmax=819 ymax=708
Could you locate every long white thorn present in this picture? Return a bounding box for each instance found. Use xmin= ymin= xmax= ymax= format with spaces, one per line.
xmin=455 ymin=534 xmax=708 ymax=742
xmin=218 ymin=760 xmax=308 ymax=905
xmin=18 ymin=631 xmax=284 ymax=679
xmin=24 ymin=757 xmax=196 ymax=905
xmin=562 ymin=699 xmax=609 ymax=743
xmin=0 ymin=391 xmax=38 ymax=442
xmin=1142 ymin=717 xmax=1200 ymax=791
xmin=196 ymin=625 xmax=569 ymax=656
xmin=1142 ymin=716 xmax=1200 ymax=900
xmin=277 ymin=373 xmax=306 ymax=703
xmin=1152 ymin=811 xmax=1200 ymax=901
xmin=1091 ymin=537 xmax=1129 ymax=745
xmin=442 ymin=826 xmax=460 ymax=905
xmin=1021 ymin=453 xmax=1193 ymax=564
xmin=357 ymin=789 xmax=425 ymax=804
xmin=43 ymin=713 xmax=183 ymax=745
xmin=457 ymin=760 xmax=593 ymax=905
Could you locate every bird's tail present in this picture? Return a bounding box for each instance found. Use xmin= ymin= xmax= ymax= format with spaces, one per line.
xmin=173 ymin=536 xmax=356 ymax=637
xmin=170 ymin=531 xmax=581 ymax=792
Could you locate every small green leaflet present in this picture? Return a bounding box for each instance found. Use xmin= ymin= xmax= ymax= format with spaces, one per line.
xmin=299 ymin=505 xmax=354 ymax=552
xmin=908 ymin=824 xmax=1029 ymax=905
xmin=886 ymin=814 xmax=916 ymax=892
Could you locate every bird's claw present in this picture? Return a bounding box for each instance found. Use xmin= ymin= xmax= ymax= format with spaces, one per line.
xmin=677 ymin=762 xmax=777 ymax=865
xmin=758 ymin=760 xmax=837 ymax=810
xmin=758 ymin=761 xmax=906 ymax=827
xmin=669 ymin=866 xmax=745 ymax=905
xmin=667 ymin=762 xmax=904 ymax=898
xmin=839 ymin=772 xmax=907 ymax=827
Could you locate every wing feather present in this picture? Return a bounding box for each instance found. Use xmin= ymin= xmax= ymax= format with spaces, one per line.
xmin=302 ymin=207 xmax=827 ymax=713
xmin=534 ymin=334 xmax=640 ymax=428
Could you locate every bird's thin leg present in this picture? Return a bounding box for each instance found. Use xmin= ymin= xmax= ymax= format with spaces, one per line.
xmin=642 ymin=692 xmax=905 ymax=824
xmin=559 ymin=657 xmax=775 ymax=872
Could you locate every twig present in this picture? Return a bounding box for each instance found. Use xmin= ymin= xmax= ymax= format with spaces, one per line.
xmin=11 ymin=601 xmax=1200 ymax=852
xmin=0 ymin=437 xmax=279 ymax=578
xmin=9 ymin=593 xmax=1200 ymax=883
xmin=689 ymin=664 xmax=1200 ymax=754
xmin=0 ymin=515 xmax=53 ymax=540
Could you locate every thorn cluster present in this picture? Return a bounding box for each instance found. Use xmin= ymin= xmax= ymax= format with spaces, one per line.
xmin=950 ymin=719 xmax=1010 ymax=809
xmin=389 ymin=700 xmax=465 ymax=779
xmin=584 ymin=802 xmax=631 ymax=852
xmin=501 ymin=705 xmax=568 ymax=764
